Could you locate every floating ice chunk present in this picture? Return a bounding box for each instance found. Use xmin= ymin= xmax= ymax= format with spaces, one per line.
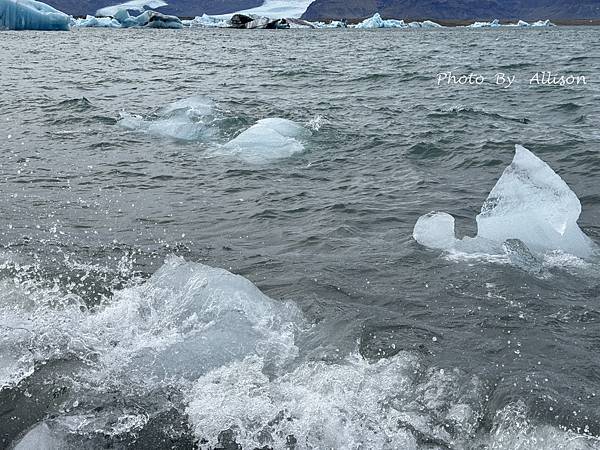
xmin=96 ymin=0 xmax=166 ymax=17
xmin=95 ymin=256 xmax=302 ymax=381
xmin=136 ymin=10 xmax=182 ymax=28
xmin=468 ymin=19 xmax=501 ymax=28
xmin=531 ymin=19 xmax=554 ymax=27
xmin=221 ymin=118 xmax=310 ymax=163
xmin=468 ymin=18 xmax=553 ymax=28
xmin=477 ymin=145 xmax=593 ymax=257
xmin=73 ymin=15 xmax=121 ymax=28
xmin=355 ymin=13 xmax=406 ymax=29
xmin=421 ymin=20 xmax=443 ymax=28
xmin=118 ymin=96 xmax=215 ymax=140
xmin=0 ymin=0 xmax=70 ymax=31
xmin=311 ymin=19 xmax=346 ymax=28
xmin=72 ymin=8 xmax=182 ymax=28
xmin=112 ymin=9 xmax=182 ymax=28
xmin=413 ymin=212 xmax=457 ymax=250
xmin=354 ymin=14 xmax=442 ymax=29
xmin=13 ymin=423 xmax=66 ymax=450
xmin=182 ymin=14 xmax=228 ymax=28
xmin=0 ymin=255 xmax=303 ymax=441
xmin=414 ymin=145 xmax=596 ymax=259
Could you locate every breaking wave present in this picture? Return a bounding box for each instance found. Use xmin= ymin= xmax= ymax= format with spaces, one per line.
xmin=1 ymin=255 xmax=597 ymax=449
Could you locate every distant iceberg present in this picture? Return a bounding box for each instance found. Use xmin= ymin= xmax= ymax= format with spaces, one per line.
xmin=354 ymin=13 xmax=442 ymax=29
xmin=182 ymin=13 xmax=228 ymax=28
xmin=531 ymin=19 xmax=555 ymax=27
xmin=312 ymin=19 xmax=346 ymax=28
xmin=73 ymin=15 xmax=121 ymax=28
xmin=468 ymin=19 xmax=501 ymax=28
xmin=468 ymin=18 xmax=554 ymax=28
xmin=0 ymin=0 xmax=70 ymax=31
xmin=220 ymin=118 xmax=310 ymax=163
xmin=136 ymin=10 xmax=182 ymax=28
xmin=95 ymin=0 xmax=166 ymax=17
xmin=213 ymin=0 xmax=315 ymax=20
xmin=414 ymin=145 xmax=596 ymax=259
xmin=74 ymin=8 xmax=182 ymax=28
xmin=355 ymin=13 xmax=405 ymax=29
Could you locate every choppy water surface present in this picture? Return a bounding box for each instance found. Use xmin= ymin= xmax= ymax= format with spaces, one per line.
xmin=1 ymin=26 xmax=600 ymax=449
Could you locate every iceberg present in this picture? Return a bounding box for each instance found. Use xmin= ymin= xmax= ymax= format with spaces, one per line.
xmin=229 ymin=13 xmax=283 ymax=29
xmin=135 ymin=10 xmax=182 ymax=28
xmin=221 ymin=118 xmax=310 ymax=163
xmin=354 ymin=13 xmax=442 ymax=29
xmin=0 ymin=0 xmax=70 ymax=31
xmin=312 ymin=19 xmax=346 ymax=28
xmin=421 ymin=20 xmax=443 ymax=28
xmin=355 ymin=13 xmax=406 ymax=29
xmin=73 ymin=15 xmax=121 ymax=28
xmin=72 ymin=8 xmax=182 ymax=28
xmin=468 ymin=18 xmax=554 ymax=28
xmin=95 ymin=0 xmax=166 ymax=17
xmin=213 ymin=0 xmax=315 ymax=20
xmin=182 ymin=13 xmax=228 ymax=28
xmin=413 ymin=145 xmax=596 ymax=259
xmin=468 ymin=19 xmax=501 ymax=28
xmin=531 ymin=19 xmax=555 ymax=27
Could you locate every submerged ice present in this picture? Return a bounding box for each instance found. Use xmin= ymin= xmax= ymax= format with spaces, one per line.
xmin=117 ymin=97 xmax=312 ymax=162
xmin=0 ymin=0 xmax=70 ymax=31
xmin=414 ymin=145 xmax=596 ymax=260
xmin=118 ymin=96 xmax=215 ymax=140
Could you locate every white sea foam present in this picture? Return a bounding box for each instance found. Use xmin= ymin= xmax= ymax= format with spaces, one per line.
xmin=4 ymin=254 xmax=598 ymax=448
xmin=2 ymin=256 xmax=302 ymax=442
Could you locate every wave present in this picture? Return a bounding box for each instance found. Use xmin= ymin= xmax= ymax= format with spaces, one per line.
xmin=1 ymin=253 xmax=597 ymax=448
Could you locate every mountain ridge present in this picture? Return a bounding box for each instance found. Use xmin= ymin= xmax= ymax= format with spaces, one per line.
xmin=302 ymin=0 xmax=600 ymax=21
xmin=43 ymin=0 xmax=261 ymax=17
xmin=42 ymin=0 xmax=600 ymax=20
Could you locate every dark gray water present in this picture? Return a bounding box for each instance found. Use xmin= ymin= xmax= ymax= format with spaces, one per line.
xmin=1 ymin=26 xmax=600 ymax=449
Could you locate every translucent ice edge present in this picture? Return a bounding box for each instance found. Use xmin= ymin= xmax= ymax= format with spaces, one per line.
xmin=0 ymin=0 xmax=70 ymax=31
xmin=413 ymin=145 xmax=597 ymax=264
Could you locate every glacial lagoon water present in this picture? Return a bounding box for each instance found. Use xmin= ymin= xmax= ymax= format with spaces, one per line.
xmin=1 ymin=26 xmax=600 ymax=448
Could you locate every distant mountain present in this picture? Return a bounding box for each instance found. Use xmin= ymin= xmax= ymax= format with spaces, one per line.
xmin=302 ymin=0 xmax=600 ymax=20
xmin=44 ymin=0 xmax=261 ymax=17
